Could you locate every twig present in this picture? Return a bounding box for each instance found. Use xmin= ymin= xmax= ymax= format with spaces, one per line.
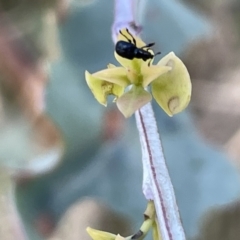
xmin=135 ymin=104 xmax=185 ymax=240
xmin=0 ymin=169 xmax=28 ymax=240
xmin=112 ymin=0 xmax=142 ymax=42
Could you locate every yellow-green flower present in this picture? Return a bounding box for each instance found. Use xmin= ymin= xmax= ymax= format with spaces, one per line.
xmin=86 ymin=227 xmax=123 ymax=240
xmin=85 ymin=29 xmax=191 ymax=118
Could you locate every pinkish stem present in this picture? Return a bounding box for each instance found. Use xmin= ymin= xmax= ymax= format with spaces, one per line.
xmin=135 ymin=103 xmax=186 ymax=240
xmin=112 ymin=1 xmax=186 ymax=239
xmin=112 ymin=0 xmax=142 ymax=42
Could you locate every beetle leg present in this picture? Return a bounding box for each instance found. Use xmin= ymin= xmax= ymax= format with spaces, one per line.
xmin=148 ymin=59 xmax=151 ymax=67
xmin=119 ymin=30 xmax=132 ymax=43
xmin=126 ymin=28 xmax=137 ymax=46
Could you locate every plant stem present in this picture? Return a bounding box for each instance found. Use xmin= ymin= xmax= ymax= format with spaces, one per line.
xmin=112 ymin=0 xmax=142 ymax=42
xmin=112 ymin=1 xmax=186 ymax=239
xmin=135 ymin=103 xmax=186 ymax=240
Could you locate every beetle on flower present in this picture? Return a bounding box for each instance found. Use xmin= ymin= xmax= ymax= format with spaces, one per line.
xmin=85 ymin=28 xmax=191 ymax=118
xmin=115 ymin=28 xmax=161 ymax=65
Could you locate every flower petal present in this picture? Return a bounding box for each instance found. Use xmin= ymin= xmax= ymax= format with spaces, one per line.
xmin=85 ymin=71 xmax=124 ymax=106
xmin=112 ymin=84 xmax=124 ymax=102
xmin=152 ymin=219 xmax=162 ymax=240
xmin=115 ymin=235 xmax=126 ymax=240
xmin=116 ymin=86 xmax=152 ymax=118
xmin=107 ymin=63 xmax=116 ymax=68
xmin=141 ymin=64 xmax=171 ymax=87
xmin=152 ymin=52 xmax=191 ymax=116
xmin=93 ymin=67 xmax=130 ymax=87
xmin=86 ymin=227 xmax=116 ymax=240
xmin=125 ymin=66 xmax=139 ymax=84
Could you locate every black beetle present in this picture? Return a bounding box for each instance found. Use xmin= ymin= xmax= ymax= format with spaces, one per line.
xmin=115 ymin=29 xmax=161 ymax=66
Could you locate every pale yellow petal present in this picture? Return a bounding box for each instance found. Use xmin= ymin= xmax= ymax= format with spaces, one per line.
xmin=141 ymin=64 xmax=171 ymax=87
xmin=116 ymin=86 xmax=152 ymax=118
xmin=85 ymin=71 xmax=107 ymax=106
xmin=85 ymin=71 xmax=124 ymax=106
xmin=152 ymin=52 xmax=191 ymax=116
xmin=152 ymin=219 xmax=162 ymax=240
xmin=112 ymin=84 xmax=124 ymax=100
xmin=115 ymin=235 xmax=126 ymax=240
xmin=125 ymin=67 xmax=139 ymax=85
xmin=107 ymin=63 xmax=116 ymax=68
xmin=86 ymin=227 xmax=116 ymax=240
xmin=93 ymin=67 xmax=130 ymax=87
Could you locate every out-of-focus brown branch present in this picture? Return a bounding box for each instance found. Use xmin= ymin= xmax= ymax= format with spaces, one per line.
xmin=0 ymin=14 xmax=47 ymax=119
xmin=0 ymin=10 xmax=64 ymax=176
xmin=0 ymin=6 xmax=64 ymax=239
xmin=0 ymin=169 xmax=28 ymax=240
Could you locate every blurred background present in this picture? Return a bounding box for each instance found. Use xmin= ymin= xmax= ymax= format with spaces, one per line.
xmin=1 ymin=0 xmax=240 ymax=239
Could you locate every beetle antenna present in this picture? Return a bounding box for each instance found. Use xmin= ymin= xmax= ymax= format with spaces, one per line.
xmin=141 ymin=43 xmax=155 ymax=49
xmin=154 ymin=51 xmax=161 ymax=56
xmin=119 ymin=30 xmax=132 ymax=43
xmin=126 ymin=28 xmax=137 ymax=46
